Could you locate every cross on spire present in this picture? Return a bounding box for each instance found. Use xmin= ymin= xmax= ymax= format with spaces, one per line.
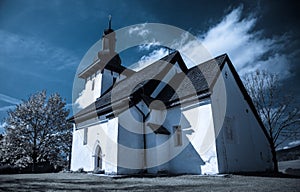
xmin=108 ymin=15 xmax=112 ymax=29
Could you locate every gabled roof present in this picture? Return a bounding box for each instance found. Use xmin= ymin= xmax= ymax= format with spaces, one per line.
xmin=71 ymin=51 xmax=187 ymax=122
xmin=70 ymin=52 xmax=227 ymax=122
xmin=155 ymin=54 xmax=227 ymax=106
xmin=69 ymin=51 xmax=271 ymax=150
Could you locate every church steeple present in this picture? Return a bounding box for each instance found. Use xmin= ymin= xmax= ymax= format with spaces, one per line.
xmin=100 ymin=15 xmax=116 ymax=55
xmin=98 ymin=15 xmax=123 ymax=94
xmin=108 ymin=15 xmax=112 ymax=30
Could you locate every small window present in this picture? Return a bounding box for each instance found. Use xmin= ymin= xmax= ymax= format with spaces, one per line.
xmin=83 ymin=128 xmax=88 ymax=145
xmin=226 ymin=124 xmax=233 ymax=141
xmin=174 ymin=125 xmax=182 ymax=146
xmin=91 ymin=79 xmax=95 ymax=91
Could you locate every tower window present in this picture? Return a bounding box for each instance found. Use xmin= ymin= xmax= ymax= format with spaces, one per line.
xmin=91 ymin=79 xmax=95 ymax=91
xmin=83 ymin=128 xmax=88 ymax=145
xmin=174 ymin=125 xmax=182 ymax=146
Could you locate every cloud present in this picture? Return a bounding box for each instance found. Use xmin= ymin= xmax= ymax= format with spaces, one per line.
xmin=128 ymin=24 xmax=150 ymax=38
xmin=138 ymin=40 xmax=161 ymax=51
xmin=199 ymin=6 xmax=292 ymax=78
xmin=0 ymin=105 xmax=16 ymax=112
xmin=129 ymin=48 xmax=169 ymax=71
xmin=132 ymin=7 xmax=293 ymax=79
xmin=0 ymin=93 xmax=19 ymax=115
xmin=0 ymin=30 xmax=79 ymax=72
xmin=65 ymin=103 xmax=74 ymax=108
xmin=0 ymin=93 xmax=21 ymax=105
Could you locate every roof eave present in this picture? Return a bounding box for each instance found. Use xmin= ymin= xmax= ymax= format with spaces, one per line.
xmin=78 ymin=59 xmax=102 ymax=79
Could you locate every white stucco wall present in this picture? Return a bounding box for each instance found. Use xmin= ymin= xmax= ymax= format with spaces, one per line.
xmin=146 ymin=109 xmax=169 ymax=174
xmin=75 ymin=68 xmax=126 ymax=109
xmin=75 ymin=71 xmax=102 ymax=109
xmin=166 ymin=103 xmax=219 ymax=174
xmin=132 ymin=102 xmax=219 ymax=175
xmin=211 ymin=62 xmax=272 ymax=173
xmin=70 ymin=117 xmax=119 ymax=174
xmin=111 ymin=99 xmax=219 ymax=175
xmin=117 ymin=107 xmax=145 ymax=174
xmin=93 ymin=71 xmax=102 ymax=100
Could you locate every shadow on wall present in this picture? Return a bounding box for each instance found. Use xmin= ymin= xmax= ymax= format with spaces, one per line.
xmin=168 ymin=143 xmax=205 ymax=174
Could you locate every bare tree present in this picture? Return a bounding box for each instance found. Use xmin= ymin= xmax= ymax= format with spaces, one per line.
xmin=243 ymin=70 xmax=300 ymax=173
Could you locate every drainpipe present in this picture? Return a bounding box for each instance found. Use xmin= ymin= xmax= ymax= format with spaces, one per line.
xmin=131 ymin=95 xmax=151 ymax=173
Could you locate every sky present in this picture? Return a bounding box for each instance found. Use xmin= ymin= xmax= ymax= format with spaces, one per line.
xmin=0 ymin=0 xmax=299 ymax=146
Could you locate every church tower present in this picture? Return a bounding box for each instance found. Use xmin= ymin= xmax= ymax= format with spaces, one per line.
xmin=77 ymin=16 xmax=134 ymax=108
xmin=100 ymin=15 xmax=117 ymax=56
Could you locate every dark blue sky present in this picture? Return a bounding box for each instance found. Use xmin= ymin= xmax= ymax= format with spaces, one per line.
xmin=0 ymin=0 xmax=299 ymax=132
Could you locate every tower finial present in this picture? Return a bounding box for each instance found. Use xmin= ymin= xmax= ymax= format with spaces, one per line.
xmin=108 ymin=15 xmax=112 ymax=29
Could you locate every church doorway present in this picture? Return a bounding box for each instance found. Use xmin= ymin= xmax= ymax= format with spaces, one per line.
xmin=94 ymin=145 xmax=102 ymax=170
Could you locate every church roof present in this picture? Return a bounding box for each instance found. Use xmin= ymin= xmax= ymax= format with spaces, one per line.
xmin=155 ymin=54 xmax=226 ymax=106
xmin=78 ymin=54 xmax=135 ymax=79
xmin=70 ymin=51 xmax=226 ymax=123
xmin=69 ymin=51 xmax=271 ymax=147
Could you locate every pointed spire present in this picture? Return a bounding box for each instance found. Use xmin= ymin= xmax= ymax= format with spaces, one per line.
xmin=108 ymin=15 xmax=112 ymax=29
xmin=103 ymin=15 xmax=114 ymax=35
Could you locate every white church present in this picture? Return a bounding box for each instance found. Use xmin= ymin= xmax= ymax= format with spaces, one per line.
xmin=69 ymin=21 xmax=273 ymax=175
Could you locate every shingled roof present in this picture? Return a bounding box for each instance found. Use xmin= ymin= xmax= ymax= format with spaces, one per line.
xmin=155 ymin=54 xmax=227 ymax=106
xmin=69 ymin=51 xmax=272 ymax=148
xmin=78 ymin=54 xmax=135 ymax=79
xmin=70 ymin=52 xmax=227 ymax=123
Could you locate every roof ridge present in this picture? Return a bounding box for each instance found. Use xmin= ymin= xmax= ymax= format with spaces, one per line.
xmin=187 ymin=53 xmax=227 ymax=72
xmin=70 ymin=52 xmax=228 ymax=123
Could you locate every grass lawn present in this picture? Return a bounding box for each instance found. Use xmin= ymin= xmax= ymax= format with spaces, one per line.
xmin=0 ymin=173 xmax=299 ymax=191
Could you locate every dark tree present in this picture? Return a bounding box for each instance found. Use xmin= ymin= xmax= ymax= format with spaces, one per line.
xmin=1 ymin=91 xmax=72 ymax=172
xmin=243 ymin=70 xmax=300 ymax=173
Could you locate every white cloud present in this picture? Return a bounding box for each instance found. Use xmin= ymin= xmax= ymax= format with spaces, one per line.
xmin=65 ymin=103 xmax=74 ymax=108
xmin=128 ymin=24 xmax=150 ymax=38
xmin=0 ymin=30 xmax=79 ymax=71
xmin=0 ymin=105 xmax=16 ymax=112
xmin=0 ymin=93 xmax=21 ymax=105
xmin=129 ymin=48 xmax=169 ymax=71
xmin=199 ymin=6 xmax=291 ymax=78
xmin=132 ymin=7 xmax=292 ymax=79
xmin=138 ymin=40 xmax=161 ymax=51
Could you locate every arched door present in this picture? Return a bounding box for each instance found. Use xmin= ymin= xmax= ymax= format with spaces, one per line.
xmin=94 ymin=145 xmax=102 ymax=170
